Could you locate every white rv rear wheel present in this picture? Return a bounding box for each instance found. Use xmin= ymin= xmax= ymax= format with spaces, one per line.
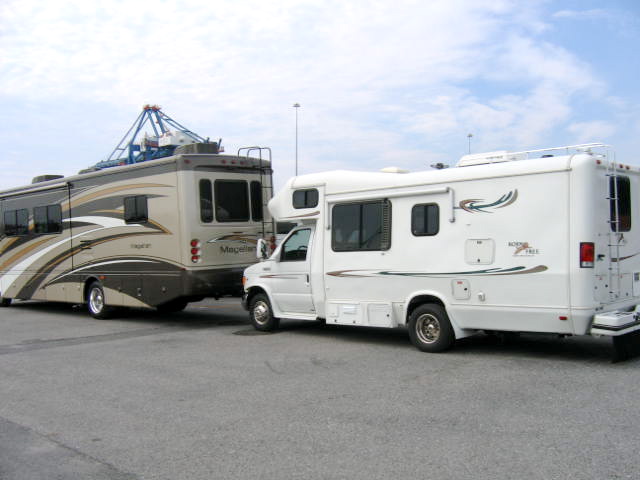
xmin=249 ymin=293 xmax=280 ymax=331
xmin=87 ymin=282 xmax=115 ymax=319
xmin=408 ymin=304 xmax=454 ymax=352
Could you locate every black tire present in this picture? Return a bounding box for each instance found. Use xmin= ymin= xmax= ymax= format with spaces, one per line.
xmin=249 ymin=293 xmax=279 ymax=331
xmin=408 ymin=304 xmax=455 ymax=352
xmin=156 ymin=298 xmax=189 ymax=314
xmin=86 ymin=281 xmax=115 ymax=319
xmin=0 ymin=295 xmax=11 ymax=307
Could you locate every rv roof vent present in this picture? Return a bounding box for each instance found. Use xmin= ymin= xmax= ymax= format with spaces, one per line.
xmin=380 ymin=166 xmax=409 ymax=174
xmin=175 ymin=142 xmax=220 ymax=155
xmin=31 ymin=174 xmax=64 ymax=184
xmin=457 ymin=151 xmax=527 ymax=167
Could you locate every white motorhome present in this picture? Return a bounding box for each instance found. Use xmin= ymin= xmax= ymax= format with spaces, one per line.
xmin=0 ymin=145 xmax=274 ymax=318
xmin=242 ymin=144 xmax=640 ymax=359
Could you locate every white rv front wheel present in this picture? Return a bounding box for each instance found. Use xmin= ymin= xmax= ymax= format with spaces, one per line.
xmin=0 ymin=296 xmax=11 ymax=307
xmin=249 ymin=293 xmax=280 ymax=331
xmin=408 ymin=304 xmax=454 ymax=353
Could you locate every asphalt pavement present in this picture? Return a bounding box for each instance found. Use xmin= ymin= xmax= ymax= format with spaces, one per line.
xmin=1 ymin=298 xmax=639 ymax=480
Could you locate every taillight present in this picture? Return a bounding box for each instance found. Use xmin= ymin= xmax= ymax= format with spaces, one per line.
xmin=190 ymin=239 xmax=201 ymax=263
xmin=580 ymin=242 xmax=594 ymax=268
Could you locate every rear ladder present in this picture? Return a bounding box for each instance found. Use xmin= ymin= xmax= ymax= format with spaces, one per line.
xmin=238 ymin=147 xmax=275 ymax=243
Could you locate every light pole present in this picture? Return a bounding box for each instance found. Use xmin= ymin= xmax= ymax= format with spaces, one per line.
xmin=467 ymin=133 xmax=473 ymax=154
xmin=293 ymin=103 xmax=300 ymax=176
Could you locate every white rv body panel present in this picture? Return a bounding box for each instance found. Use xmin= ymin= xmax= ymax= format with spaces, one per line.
xmin=243 ymin=145 xmax=640 ymax=353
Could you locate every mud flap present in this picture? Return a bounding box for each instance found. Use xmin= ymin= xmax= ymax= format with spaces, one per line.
xmin=612 ymin=330 xmax=640 ymax=363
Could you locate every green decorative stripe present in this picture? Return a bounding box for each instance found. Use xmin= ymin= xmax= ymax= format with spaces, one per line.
xmin=326 ymin=265 xmax=547 ymax=278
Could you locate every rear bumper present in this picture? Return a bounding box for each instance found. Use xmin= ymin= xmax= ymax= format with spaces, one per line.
xmin=591 ymin=310 xmax=640 ymax=336
xmin=181 ymin=267 xmax=245 ymax=298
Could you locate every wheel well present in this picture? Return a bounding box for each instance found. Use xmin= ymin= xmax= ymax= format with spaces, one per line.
xmin=246 ymin=286 xmax=267 ymax=306
xmin=83 ymin=277 xmax=100 ymax=302
xmin=406 ymin=295 xmax=445 ymax=319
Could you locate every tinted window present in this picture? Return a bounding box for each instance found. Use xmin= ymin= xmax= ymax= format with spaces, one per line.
xmin=250 ymin=181 xmax=263 ymax=221
xmin=332 ymin=200 xmax=391 ymax=251
xmin=610 ymin=176 xmax=631 ymax=232
xmin=281 ymin=228 xmax=311 ymax=261
xmin=293 ymin=189 xmax=319 ymax=209
xmin=3 ymin=209 xmax=29 ymax=236
xmin=277 ymin=222 xmax=297 ymax=234
xmin=34 ymin=204 xmax=62 ymax=234
xmin=215 ymin=180 xmax=249 ymax=222
xmin=199 ymin=179 xmax=213 ymax=223
xmin=412 ymin=204 xmax=439 ymax=236
xmin=124 ymin=195 xmax=148 ymax=224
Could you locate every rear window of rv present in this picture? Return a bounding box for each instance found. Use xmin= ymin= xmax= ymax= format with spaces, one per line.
xmin=332 ymin=200 xmax=391 ymax=251
xmin=293 ymin=189 xmax=318 ymax=209
xmin=3 ymin=209 xmax=29 ymax=236
xmin=124 ymin=195 xmax=148 ymax=224
xmin=215 ymin=180 xmax=249 ymax=222
xmin=34 ymin=204 xmax=62 ymax=234
xmin=411 ymin=204 xmax=439 ymax=236
xmin=251 ymin=181 xmax=263 ymax=221
xmin=199 ymin=179 xmax=214 ymax=222
xmin=610 ymin=176 xmax=631 ymax=232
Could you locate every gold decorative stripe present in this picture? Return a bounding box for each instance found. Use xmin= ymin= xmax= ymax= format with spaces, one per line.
xmin=0 ymin=237 xmax=52 ymax=271
xmin=0 ymin=237 xmax=19 ymax=256
xmin=68 ymin=183 xmax=170 ymax=209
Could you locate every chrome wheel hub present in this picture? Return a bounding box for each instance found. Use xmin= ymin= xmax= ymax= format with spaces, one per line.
xmin=416 ymin=314 xmax=440 ymax=344
xmin=89 ymin=288 xmax=104 ymax=314
xmin=253 ymin=301 xmax=270 ymax=325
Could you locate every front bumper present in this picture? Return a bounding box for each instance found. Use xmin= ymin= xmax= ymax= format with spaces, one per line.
xmin=241 ymin=291 xmax=249 ymax=311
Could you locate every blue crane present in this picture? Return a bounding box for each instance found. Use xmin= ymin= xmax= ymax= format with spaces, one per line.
xmin=92 ymin=105 xmax=219 ymax=170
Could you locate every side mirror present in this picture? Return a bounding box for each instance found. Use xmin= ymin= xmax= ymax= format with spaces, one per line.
xmin=256 ymin=238 xmax=268 ymax=260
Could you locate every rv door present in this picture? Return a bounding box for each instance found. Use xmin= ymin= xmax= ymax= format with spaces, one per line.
xmin=269 ymin=226 xmax=315 ymax=315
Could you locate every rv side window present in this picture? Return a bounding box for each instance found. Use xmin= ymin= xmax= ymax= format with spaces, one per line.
xmin=293 ymin=189 xmax=319 ymax=209
xmin=199 ymin=179 xmax=214 ymax=223
xmin=332 ymin=200 xmax=391 ymax=251
xmin=610 ymin=176 xmax=631 ymax=232
xmin=411 ymin=203 xmax=439 ymax=236
xmin=34 ymin=204 xmax=62 ymax=234
xmin=3 ymin=209 xmax=29 ymax=236
xmin=215 ymin=180 xmax=249 ymax=222
xmin=250 ymin=181 xmax=263 ymax=221
xmin=281 ymin=228 xmax=311 ymax=261
xmin=124 ymin=195 xmax=148 ymax=224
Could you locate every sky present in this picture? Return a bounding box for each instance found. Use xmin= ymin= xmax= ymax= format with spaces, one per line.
xmin=1 ymin=0 xmax=639 ymax=191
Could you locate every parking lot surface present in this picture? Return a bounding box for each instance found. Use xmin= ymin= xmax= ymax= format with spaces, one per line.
xmin=1 ymin=298 xmax=639 ymax=480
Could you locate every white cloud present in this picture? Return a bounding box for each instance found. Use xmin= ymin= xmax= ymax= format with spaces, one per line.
xmin=567 ymin=121 xmax=616 ymax=144
xmin=0 ymin=0 xmax=636 ymax=189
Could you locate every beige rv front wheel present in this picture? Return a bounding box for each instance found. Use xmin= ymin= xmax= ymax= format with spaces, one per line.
xmin=408 ymin=304 xmax=454 ymax=352
xmin=87 ymin=282 xmax=115 ymax=319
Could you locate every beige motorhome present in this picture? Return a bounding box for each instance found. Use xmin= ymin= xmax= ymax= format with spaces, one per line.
xmin=0 ymin=147 xmax=273 ymax=318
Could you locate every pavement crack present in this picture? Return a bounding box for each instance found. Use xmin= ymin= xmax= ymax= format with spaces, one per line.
xmin=0 ymin=415 xmax=139 ymax=480
xmin=0 ymin=326 xmax=187 ymax=355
